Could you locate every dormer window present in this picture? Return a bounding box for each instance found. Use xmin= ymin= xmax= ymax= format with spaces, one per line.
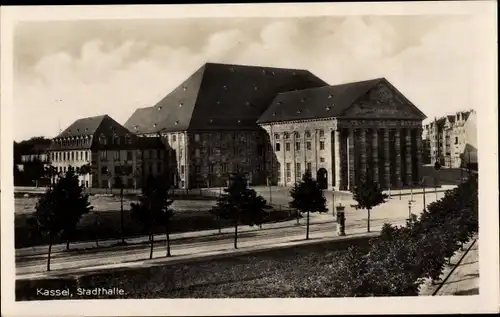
xmin=237 ymin=119 xmax=241 ymax=124
xmin=245 ymin=101 xmax=250 ymax=106
xmin=175 ymin=121 xmax=179 ymax=125
xmin=272 ymin=112 xmax=276 ymax=116
xmin=296 ymin=109 xmax=302 ymax=114
xmin=300 ymin=98 xmax=305 ymax=103
xmin=216 ymin=100 xmax=220 ymax=105
xmin=209 ymin=119 xmax=214 ymax=124
xmin=271 ymin=71 xmax=276 ymax=76
xmin=254 ymin=86 xmax=258 ymax=91
xmin=179 ymin=103 xmax=183 ymax=108
xmin=328 ymin=94 xmax=333 ymax=99
xmin=134 ymin=125 xmax=138 ymax=130
xmin=223 ymin=85 xmax=228 ymax=90
xmin=153 ymin=124 xmax=157 ymax=128
xmin=277 ymin=101 xmax=282 ymax=105
xmin=183 ymin=86 xmax=187 ymax=91
xmin=158 ymin=106 xmax=162 ymax=111
xmin=326 ymin=106 xmax=331 ymax=111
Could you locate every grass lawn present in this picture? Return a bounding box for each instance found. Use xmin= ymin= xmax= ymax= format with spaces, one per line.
xmin=15 ymin=195 xmax=297 ymax=248
xmin=17 ymin=235 xmax=374 ymax=300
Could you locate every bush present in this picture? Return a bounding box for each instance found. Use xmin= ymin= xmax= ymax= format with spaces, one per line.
xmin=328 ymin=174 xmax=478 ymax=296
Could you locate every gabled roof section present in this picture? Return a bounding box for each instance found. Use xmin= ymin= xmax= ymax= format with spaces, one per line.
xmin=124 ymin=62 xmax=328 ymax=133
xmin=258 ymin=77 xmax=427 ymax=124
xmin=50 ymin=114 xmax=132 ymax=150
xmin=124 ymin=64 xmax=206 ymax=134
xmin=55 ymin=115 xmax=110 ymax=138
xmin=257 ymin=78 xmax=382 ymax=124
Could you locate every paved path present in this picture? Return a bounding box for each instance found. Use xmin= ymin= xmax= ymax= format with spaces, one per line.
xmin=435 ymin=239 xmax=479 ymax=296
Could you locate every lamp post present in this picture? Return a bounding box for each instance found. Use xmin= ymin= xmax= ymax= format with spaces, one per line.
xmin=336 ymin=203 xmax=346 ymax=236
xmin=422 ymin=177 xmax=426 ymax=212
xmin=408 ymin=200 xmax=414 ymax=221
xmin=268 ymin=175 xmax=273 ymax=204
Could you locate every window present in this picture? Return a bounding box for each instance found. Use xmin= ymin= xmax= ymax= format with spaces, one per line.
xmin=221 ymin=163 xmax=228 ymax=173
xmin=114 ymin=136 xmax=120 ymax=145
xmin=296 ymin=162 xmax=301 ymax=175
xmin=284 ymin=132 xmax=290 ymax=139
xmin=319 ymin=141 xmax=325 ymax=150
xmin=294 ymin=132 xmax=300 ymax=138
xmin=100 ymin=136 xmax=107 ymax=145
xmin=85 ymin=151 xmax=88 ymax=161
xmin=127 ymin=151 xmax=133 ymax=161
xmin=71 ymin=152 xmax=74 ymax=161
xmin=180 ymin=149 xmax=184 ymax=158
xmin=286 ymin=163 xmax=291 ymax=178
xmin=455 ymin=137 xmax=458 ymax=144
xmin=285 ymin=143 xmax=290 ymax=151
xmin=275 ymin=143 xmax=281 ymax=152
xmin=305 ymin=130 xmax=311 ymax=138
xmin=100 ymin=151 xmax=107 ymax=160
xmin=295 ymin=142 xmax=301 ymax=151
xmin=319 ymin=129 xmax=325 ymax=137
xmin=157 ymin=162 xmax=162 ymax=173
xmin=180 ymin=165 xmax=185 ymax=175
xmin=274 ymin=133 xmax=280 ymax=140
xmin=195 ymin=149 xmax=200 ymax=157
xmin=195 ymin=134 xmax=200 ymax=142
xmin=307 ymin=162 xmax=312 ymax=172
xmin=181 ymin=181 xmax=185 ymax=188
xmin=101 ymin=166 xmax=108 ymax=175
xmin=115 ymin=166 xmax=122 ymax=174
xmin=195 ymin=165 xmax=201 ymax=173
xmin=114 ymin=151 xmax=120 ymax=161
xmin=320 ymin=157 xmax=325 ymax=163
xmin=207 ymin=146 xmax=212 ymax=155
xmin=172 ymin=135 xmax=177 ymax=142
xmin=208 ymin=164 xmax=214 ymax=173
xmin=306 ymin=142 xmax=312 ymax=150
xmin=125 ymin=135 xmax=132 ymax=145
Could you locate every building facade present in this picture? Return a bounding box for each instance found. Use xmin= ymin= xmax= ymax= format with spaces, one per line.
xmin=124 ymin=63 xmax=427 ymax=190
xmin=424 ymin=110 xmax=476 ymax=168
xmin=258 ymin=78 xmax=426 ymax=190
xmin=48 ymin=115 xmax=165 ymax=188
xmin=125 ymin=63 xmax=327 ymax=189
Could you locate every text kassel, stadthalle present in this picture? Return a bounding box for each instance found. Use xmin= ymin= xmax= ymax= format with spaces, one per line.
xmin=36 ymin=288 xmax=125 ymax=297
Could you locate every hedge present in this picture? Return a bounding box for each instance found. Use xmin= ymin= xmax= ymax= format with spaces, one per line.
xmin=327 ymin=174 xmax=478 ymax=296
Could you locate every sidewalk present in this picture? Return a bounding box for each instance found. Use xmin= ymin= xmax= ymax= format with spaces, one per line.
xmin=419 ymin=236 xmax=479 ymax=296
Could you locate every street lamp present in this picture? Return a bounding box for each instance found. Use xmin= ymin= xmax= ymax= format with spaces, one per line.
xmin=421 ymin=177 xmax=427 ymax=212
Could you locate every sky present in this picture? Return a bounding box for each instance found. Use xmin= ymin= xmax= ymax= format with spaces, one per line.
xmin=13 ymin=14 xmax=487 ymax=141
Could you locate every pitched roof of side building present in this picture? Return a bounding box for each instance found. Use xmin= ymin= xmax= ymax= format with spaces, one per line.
xmin=124 ymin=62 xmax=328 ymax=134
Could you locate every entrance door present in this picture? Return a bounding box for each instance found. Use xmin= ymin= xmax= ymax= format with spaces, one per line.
xmin=317 ymin=168 xmax=328 ymax=189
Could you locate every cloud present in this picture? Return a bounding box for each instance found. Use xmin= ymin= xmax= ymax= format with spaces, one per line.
xmin=13 ymin=15 xmax=486 ymax=141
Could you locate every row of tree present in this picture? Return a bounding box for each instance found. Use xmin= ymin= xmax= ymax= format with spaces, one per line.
xmin=327 ymin=174 xmax=478 ymax=297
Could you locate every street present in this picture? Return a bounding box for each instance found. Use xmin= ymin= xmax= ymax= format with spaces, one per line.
xmin=16 ymin=190 xmax=447 ymax=280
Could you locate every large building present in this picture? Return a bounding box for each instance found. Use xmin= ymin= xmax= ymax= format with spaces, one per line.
xmin=48 ymin=115 xmax=165 ymax=188
xmin=125 ymin=62 xmax=427 ymax=190
xmin=423 ymin=110 xmax=477 ymax=168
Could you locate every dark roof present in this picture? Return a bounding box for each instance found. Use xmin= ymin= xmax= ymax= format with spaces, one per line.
xmin=56 ymin=115 xmax=108 ymax=138
xmin=50 ymin=114 xmax=134 ymax=151
xmin=257 ymin=78 xmax=427 ymax=124
xmin=124 ymin=62 xmax=328 ymax=133
xmin=257 ymin=78 xmax=382 ymax=123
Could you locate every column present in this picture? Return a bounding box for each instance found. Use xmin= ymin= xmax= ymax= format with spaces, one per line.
xmin=359 ymin=129 xmax=367 ymax=182
xmin=334 ymin=129 xmax=342 ymax=190
xmin=372 ymin=128 xmax=379 ymax=184
xmin=282 ymin=132 xmax=286 ymax=186
xmin=347 ymin=128 xmax=355 ymax=191
xmin=394 ymin=128 xmax=402 ymax=188
xmin=404 ymin=128 xmax=413 ymax=186
xmin=292 ymin=132 xmax=297 ymax=182
xmin=383 ymin=128 xmax=391 ymax=189
xmin=415 ymin=128 xmax=423 ymax=183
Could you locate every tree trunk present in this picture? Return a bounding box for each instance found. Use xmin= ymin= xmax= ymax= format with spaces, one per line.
xmin=367 ymin=208 xmax=371 ymax=233
xmin=149 ymin=231 xmax=154 ymax=259
xmin=47 ymin=233 xmax=53 ymax=272
xmin=166 ymin=222 xmax=171 ymax=257
xmin=234 ymin=222 xmax=238 ymax=249
xmin=120 ymin=188 xmax=124 ymax=244
xmin=306 ymin=210 xmax=310 ymax=240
